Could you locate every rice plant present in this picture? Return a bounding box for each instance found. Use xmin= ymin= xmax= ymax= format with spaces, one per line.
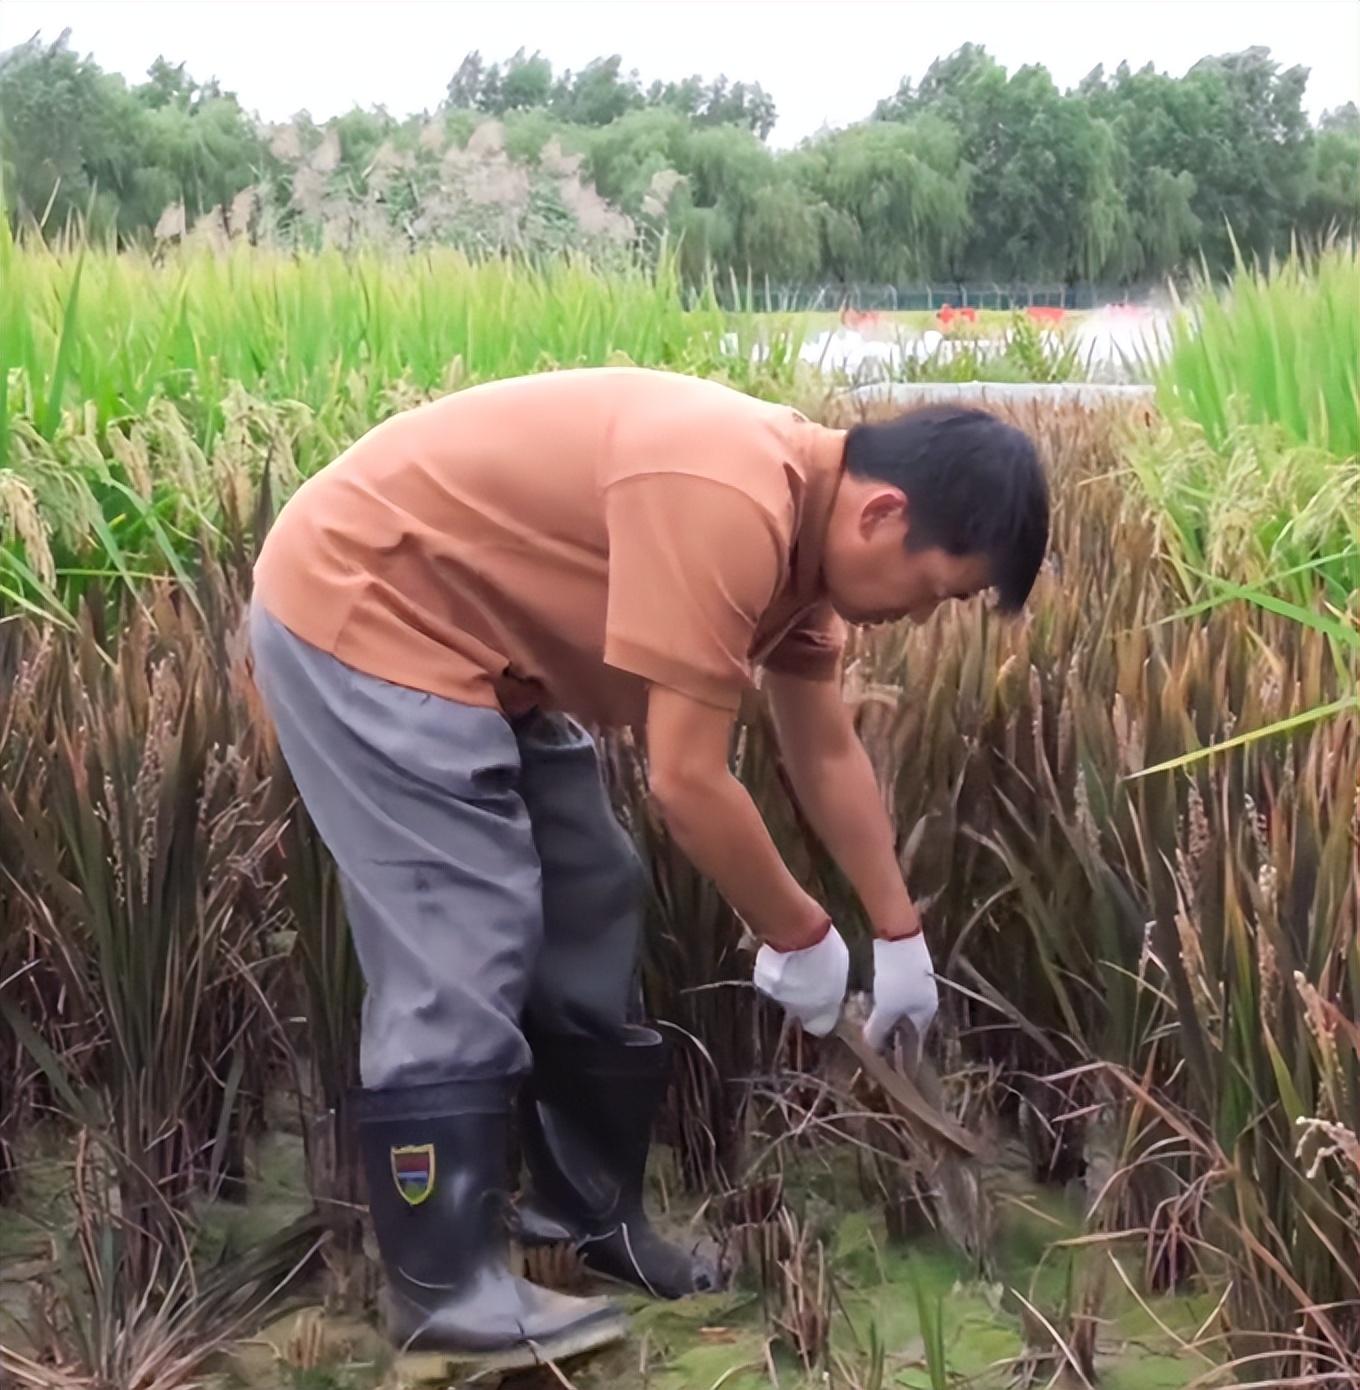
xmin=1155 ymin=237 xmax=1359 ymax=461
xmin=0 ymin=225 xmax=735 ymax=441
xmin=1136 ymin=238 xmax=1360 ymax=609
xmin=1 ymin=229 xmax=1355 ymax=1383
xmin=0 ymin=225 xmax=819 ymax=625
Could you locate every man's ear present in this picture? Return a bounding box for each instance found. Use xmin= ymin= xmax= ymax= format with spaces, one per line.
xmin=860 ymin=486 xmax=907 ymax=538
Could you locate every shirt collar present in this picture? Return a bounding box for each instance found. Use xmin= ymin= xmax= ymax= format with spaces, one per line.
xmin=792 ymin=419 xmax=847 ymax=604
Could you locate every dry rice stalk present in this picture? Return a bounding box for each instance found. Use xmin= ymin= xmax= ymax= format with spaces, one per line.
xmin=771 ymin=1208 xmax=831 ymax=1372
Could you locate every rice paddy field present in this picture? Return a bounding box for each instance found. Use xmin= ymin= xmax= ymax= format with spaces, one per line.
xmin=0 ymin=225 xmax=1357 ymax=1390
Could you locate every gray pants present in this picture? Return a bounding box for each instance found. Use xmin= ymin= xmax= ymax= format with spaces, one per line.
xmin=248 ymin=600 xmax=646 ymax=1090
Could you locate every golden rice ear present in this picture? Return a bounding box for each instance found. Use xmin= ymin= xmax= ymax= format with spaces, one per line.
xmin=517 ymin=1239 xmax=589 ymax=1292
xmin=0 ymin=471 xmax=55 ymax=589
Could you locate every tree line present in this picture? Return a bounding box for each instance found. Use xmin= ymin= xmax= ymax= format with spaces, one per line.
xmin=2 ymin=31 xmax=1356 ymax=287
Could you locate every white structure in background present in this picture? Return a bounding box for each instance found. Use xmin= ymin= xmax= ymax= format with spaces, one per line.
xmin=843 ymin=380 xmax=1156 ymax=409
xmin=725 ymin=304 xmax=1175 ymax=393
xmin=1072 ymin=305 xmax=1176 ymax=377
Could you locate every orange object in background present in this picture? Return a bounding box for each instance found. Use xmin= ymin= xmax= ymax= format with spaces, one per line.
xmin=1025 ymin=306 xmax=1066 ymax=325
xmin=839 ymin=306 xmax=884 ymax=332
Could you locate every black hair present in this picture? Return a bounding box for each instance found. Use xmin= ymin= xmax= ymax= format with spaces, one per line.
xmin=843 ymin=404 xmax=1050 ymax=613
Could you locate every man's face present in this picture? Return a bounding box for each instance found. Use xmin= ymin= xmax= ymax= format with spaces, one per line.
xmin=821 ymin=481 xmax=993 ymax=628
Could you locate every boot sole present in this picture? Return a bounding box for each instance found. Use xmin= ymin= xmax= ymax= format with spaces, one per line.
xmin=393 ymin=1310 xmax=629 ymax=1377
xmin=584 ymin=1260 xmax=722 ymax=1300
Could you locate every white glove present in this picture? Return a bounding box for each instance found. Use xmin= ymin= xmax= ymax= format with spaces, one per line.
xmin=864 ymin=934 xmax=938 ymax=1052
xmin=753 ymin=923 xmax=849 ymax=1037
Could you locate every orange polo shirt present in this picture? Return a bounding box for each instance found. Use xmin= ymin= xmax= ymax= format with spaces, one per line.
xmin=252 ymin=366 xmax=848 ymax=727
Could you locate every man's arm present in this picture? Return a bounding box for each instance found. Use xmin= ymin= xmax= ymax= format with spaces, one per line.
xmin=764 ymin=668 xmax=922 ymax=940
xmin=646 ymin=684 xmax=831 ymax=952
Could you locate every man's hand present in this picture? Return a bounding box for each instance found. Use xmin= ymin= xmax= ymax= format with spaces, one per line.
xmin=752 ymin=921 xmax=850 ymax=1036
xmin=765 ymin=669 xmax=938 ymax=1049
xmin=864 ymin=932 xmax=938 ymax=1051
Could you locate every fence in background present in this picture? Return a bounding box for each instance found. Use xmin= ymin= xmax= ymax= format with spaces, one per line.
xmin=700 ymin=281 xmax=1161 ymax=312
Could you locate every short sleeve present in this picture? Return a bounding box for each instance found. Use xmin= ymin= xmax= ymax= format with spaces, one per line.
xmin=603 ymin=474 xmax=785 ymax=712
xmin=762 ymin=599 xmax=848 ymax=681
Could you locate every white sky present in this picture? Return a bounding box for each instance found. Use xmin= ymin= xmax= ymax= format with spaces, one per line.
xmin=4 ymin=0 xmax=1358 ymax=147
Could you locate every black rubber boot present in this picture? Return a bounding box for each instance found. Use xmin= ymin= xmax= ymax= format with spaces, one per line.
xmin=352 ymin=1076 xmax=627 ymax=1368
xmin=516 ymin=1026 xmax=722 ymax=1298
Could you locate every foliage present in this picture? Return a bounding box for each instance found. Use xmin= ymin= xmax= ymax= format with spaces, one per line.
xmin=3 ymin=33 xmax=1357 ymax=287
xmin=1075 ymin=48 xmax=1319 ymax=273
xmin=1153 ymin=239 xmax=1359 ymax=461
xmin=0 ymin=235 xmax=1356 ymax=1380
xmin=0 ymin=226 xmax=734 ymax=439
xmin=1134 ymin=240 xmax=1360 ymax=611
xmin=0 ymin=231 xmax=821 ymax=619
xmin=0 ymin=35 xmax=263 ymax=244
xmin=784 ymin=117 xmax=970 ymax=284
xmin=808 ymin=396 xmax=1359 ymax=1374
xmin=5 ymin=387 xmax=1350 ymax=1377
xmin=447 ymin=48 xmax=779 ymax=139
xmin=877 ymin=46 xmax=1129 ymax=283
